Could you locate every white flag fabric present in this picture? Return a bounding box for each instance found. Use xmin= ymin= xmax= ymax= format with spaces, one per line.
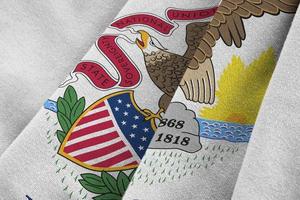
xmin=122 ymin=0 xmax=299 ymax=199
xmin=232 ymin=7 xmax=300 ymax=200
xmin=0 ymin=0 xmax=299 ymax=199
xmin=0 ymin=0 xmax=221 ymax=199
xmin=0 ymin=0 xmax=127 ymax=155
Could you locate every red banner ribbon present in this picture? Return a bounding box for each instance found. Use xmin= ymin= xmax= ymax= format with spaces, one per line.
xmin=73 ymin=7 xmax=217 ymax=90
xmin=74 ymin=61 xmax=118 ymax=89
xmin=97 ymin=36 xmax=140 ymax=88
xmin=73 ymin=35 xmax=141 ymax=90
xmin=110 ymin=7 xmax=218 ymax=35
xmin=167 ymin=7 xmax=218 ymax=21
xmin=111 ymin=14 xmax=174 ymax=35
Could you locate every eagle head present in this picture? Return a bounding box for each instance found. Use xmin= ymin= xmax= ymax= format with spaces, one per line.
xmin=135 ymin=30 xmax=167 ymax=54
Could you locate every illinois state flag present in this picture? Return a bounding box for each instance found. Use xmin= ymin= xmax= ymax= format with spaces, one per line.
xmin=58 ymin=91 xmax=156 ymax=171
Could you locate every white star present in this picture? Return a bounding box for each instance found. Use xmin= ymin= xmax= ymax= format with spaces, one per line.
xmin=138 ymin=145 xmax=144 ymax=151
xmin=129 ymin=133 xmax=135 ymax=138
xmin=114 ymin=107 xmax=119 ymax=111
xmin=123 ymin=111 xmax=129 ymax=116
xmin=141 ymin=136 xmax=147 ymax=141
xmin=117 ymin=99 xmax=122 ymax=104
xmin=134 ymin=115 xmax=139 ymax=120
xmin=126 ymin=103 xmax=131 ymax=108
xmin=132 ymin=124 xmax=138 ymax=129
xmin=143 ymin=128 xmax=149 ymax=132
xmin=121 ymin=121 xmax=127 ymax=125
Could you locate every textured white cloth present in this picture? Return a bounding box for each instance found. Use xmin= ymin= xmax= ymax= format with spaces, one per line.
xmin=122 ymin=5 xmax=296 ymax=200
xmin=0 ymin=0 xmax=299 ymax=200
xmin=0 ymin=0 xmax=219 ymax=199
xmin=232 ymin=7 xmax=300 ymax=200
xmin=0 ymin=0 xmax=127 ymax=154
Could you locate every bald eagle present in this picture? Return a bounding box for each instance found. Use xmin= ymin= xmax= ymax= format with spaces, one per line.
xmin=136 ymin=0 xmax=298 ymax=120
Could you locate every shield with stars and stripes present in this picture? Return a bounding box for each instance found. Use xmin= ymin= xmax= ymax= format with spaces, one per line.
xmin=58 ymin=90 xmax=156 ymax=171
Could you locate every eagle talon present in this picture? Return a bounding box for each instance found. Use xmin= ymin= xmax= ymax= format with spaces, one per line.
xmin=143 ymin=108 xmax=164 ymax=120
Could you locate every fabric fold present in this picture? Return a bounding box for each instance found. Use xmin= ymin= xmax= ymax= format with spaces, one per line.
xmin=0 ymin=0 xmax=127 ymax=155
xmin=122 ymin=0 xmax=298 ymax=199
xmin=0 ymin=0 xmax=299 ymax=199
xmin=232 ymin=7 xmax=300 ymax=200
xmin=0 ymin=0 xmax=220 ymax=199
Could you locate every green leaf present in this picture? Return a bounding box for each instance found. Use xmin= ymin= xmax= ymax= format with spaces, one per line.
xmin=116 ymin=171 xmax=130 ymax=195
xmin=128 ymin=168 xmax=136 ymax=181
xmin=57 ymin=112 xmax=72 ymax=133
xmin=79 ymin=180 xmax=110 ymax=194
xmin=56 ymin=130 xmax=66 ymax=143
xmin=102 ymin=172 xmax=119 ymax=194
xmin=93 ymin=193 xmax=122 ymax=200
xmin=81 ymin=173 xmax=105 ymax=186
xmin=64 ymin=85 xmax=78 ymax=108
xmin=57 ymin=97 xmax=71 ymax=118
xmin=70 ymin=97 xmax=85 ymax=124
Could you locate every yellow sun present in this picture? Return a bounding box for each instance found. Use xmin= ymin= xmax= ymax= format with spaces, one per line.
xmin=200 ymin=47 xmax=276 ymax=125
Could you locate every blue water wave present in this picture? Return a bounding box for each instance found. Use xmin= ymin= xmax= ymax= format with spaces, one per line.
xmin=198 ymin=118 xmax=253 ymax=143
xmin=44 ymin=99 xmax=58 ymax=113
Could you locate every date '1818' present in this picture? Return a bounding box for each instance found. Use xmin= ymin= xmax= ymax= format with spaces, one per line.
xmin=156 ymin=118 xmax=190 ymax=146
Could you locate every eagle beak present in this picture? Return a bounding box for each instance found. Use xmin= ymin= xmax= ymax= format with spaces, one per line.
xmin=135 ymin=38 xmax=145 ymax=48
xmin=136 ymin=30 xmax=148 ymax=49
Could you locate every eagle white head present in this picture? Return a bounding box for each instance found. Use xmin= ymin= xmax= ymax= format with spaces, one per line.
xmin=135 ymin=30 xmax=167 ymax=54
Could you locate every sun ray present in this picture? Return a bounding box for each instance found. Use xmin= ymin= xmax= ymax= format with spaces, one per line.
xmin=200 ymin=47 xmax=276 ymax=125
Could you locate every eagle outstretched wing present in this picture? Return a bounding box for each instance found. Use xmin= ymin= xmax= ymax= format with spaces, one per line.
xmin=180 ymin=0 xmax=298 ymax=104
xmin=184 ymin=22 xmax=210 ymax=59
xmin=190 ymin=0 xmax=299 ymax=65
xmin=180 ymin=22 xmax=215 ymax=104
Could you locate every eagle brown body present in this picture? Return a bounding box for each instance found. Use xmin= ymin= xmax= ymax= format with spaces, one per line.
xmin=136 ymin=22 xmax=210 ymax=116
xmin=143 ymin=50 xmax=190 ymax=110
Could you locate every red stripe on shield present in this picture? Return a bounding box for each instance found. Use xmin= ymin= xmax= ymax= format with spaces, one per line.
xmin=64 ymin=131 xmax=119 ymax=153
xmin=74 ymin=141 xmax=126 ymax=162
xmin=69 ymin=120 xmax=114 ymax=140
xmin=93 ymin=151 xmax=133 ymax=167
xmin=77 ymin=110 xmax=110 ymax=125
